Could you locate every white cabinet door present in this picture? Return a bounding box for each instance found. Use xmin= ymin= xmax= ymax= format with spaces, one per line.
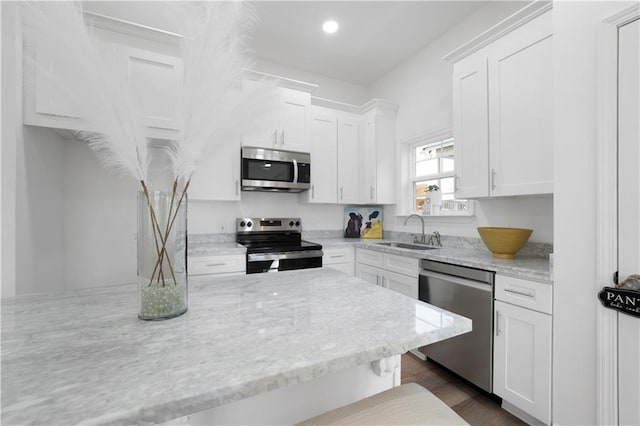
xmin=494 ymin=300 xmax=552 ymax=425
xmin=337 ymin=114 xmax=360 ymax=204
xmin=276 ymin=88 xmax=310 ymax=152
xmin=241 ymin=85 xmax=310 ymax=151
xmin=452 ymin=53 xmax=489 ymax=198
xmin=120 ymin=46 xmax=183 ymax=133
xmin=356 ymin=263 xmax=385 ymax=286
xmin=359 ymin=112 xmax=377 ymax=203
xmin=307 ymin=110 xmax=337 ymax=203
xmin=33 ymin=44 xmax=83 ymax=119
xmin=488 ymin=11 xmax=553 ymax=197
xmin=383 ymin=269 xmax=418 ymax=299
xmin=189 ymin=135 xmax=241 ymax=201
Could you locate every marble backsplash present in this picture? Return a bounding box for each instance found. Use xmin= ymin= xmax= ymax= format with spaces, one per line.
xmin=189 ymin=229 xmax=553 ymax=259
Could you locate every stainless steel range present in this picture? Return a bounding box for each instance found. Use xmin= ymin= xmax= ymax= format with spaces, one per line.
xmin=236 ymin=218 xmax=323 ymax=274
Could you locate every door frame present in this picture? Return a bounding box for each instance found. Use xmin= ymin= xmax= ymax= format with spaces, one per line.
xmin=596 ymin=4 xmax=640 ymax=425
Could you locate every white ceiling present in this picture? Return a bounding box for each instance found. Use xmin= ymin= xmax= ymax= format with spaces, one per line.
xmin=84 ymin=1 xmax=490 ymax=86
xmin=248 ymin=1 xmax=488 ymax=85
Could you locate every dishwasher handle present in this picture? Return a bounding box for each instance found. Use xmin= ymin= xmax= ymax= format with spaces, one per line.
xmin=420 ymin=269 xmax=493 ymax=293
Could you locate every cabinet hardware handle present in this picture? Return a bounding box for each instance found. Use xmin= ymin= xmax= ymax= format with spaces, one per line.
xmin=235 ymin=179 xmax=239 ymax=196
xmin=312 ymin=185 xmax=315 ymax=198
xmin=495 ymin=310 xmax=501 ymax=336
xmin=376 ymin=275 xmax=380 ymax=285
xmin=281 ymin=130 xmax=285 ymax=145
xmin=491 ymin=169 xmax=496 ymax=190
xmin=330 ymin=255 xmax=345 ymax=258
xmin=206 ymin=263 xmax=226 ymax=267
xmin=454 ymin=175 xmax=459 ymax=191
xmin=370 ymin=186 xmax=374 ymax=200
xmin=504 ymin=288 xmax=535 ymax=298
xmin=340 ymin=187 xmax=343 ymax=200
xmin=382 ymin=277 xmax=387 ymax=288
xmin=273 ymin=129 xmax=278 ymax=146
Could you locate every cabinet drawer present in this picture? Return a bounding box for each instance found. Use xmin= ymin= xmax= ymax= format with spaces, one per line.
xmin=188 ymin=255 xmax=245 ymax=276
xmin=495 ymin=275 xmax=552 ymax=315
xmin=384 ymin=269 xmax=419 ymax=299
xmin=383 ymin=253 xmax=419 ymax=276
xmin=356 ymin=248 xmax=384 ymax=267
xmin=323 ymin=247 xmax=354 ymax=265
xmin=356 ymin=263 xmax=385 ymax=286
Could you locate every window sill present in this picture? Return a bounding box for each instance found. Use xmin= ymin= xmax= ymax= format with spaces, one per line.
xmin=396 ymin=211 xmax=475 ymax=219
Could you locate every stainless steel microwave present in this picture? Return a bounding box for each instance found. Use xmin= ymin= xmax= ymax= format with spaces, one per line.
xmin=241 ymin=146 xmax=311 ymax=193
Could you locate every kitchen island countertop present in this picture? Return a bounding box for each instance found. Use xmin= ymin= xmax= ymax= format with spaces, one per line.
xmin=1 ymin=269 xmax=471 ymax=426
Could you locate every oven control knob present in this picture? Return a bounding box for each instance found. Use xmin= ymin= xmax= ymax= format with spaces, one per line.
xmin=246 ymin=221 xmax=253 ymax=228
xmin=295 ymin=221 xmax=300 ymax=227
xmin=240 ymin=221 xmax=246 ymax=227
xmin=289 ymin=221 xmax=294 ymax=227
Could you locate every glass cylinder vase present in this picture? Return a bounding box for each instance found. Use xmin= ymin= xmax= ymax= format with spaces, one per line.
xmin=137 ymin=190 xmax=188 ymax=320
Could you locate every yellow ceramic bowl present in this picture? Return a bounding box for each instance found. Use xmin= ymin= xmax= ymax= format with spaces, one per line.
xmin=477 ymin=227 xmax=533 ymax=259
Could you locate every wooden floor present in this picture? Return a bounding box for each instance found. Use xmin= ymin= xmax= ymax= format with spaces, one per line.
xmin=401 ymin=352 xmax=528 ymax=426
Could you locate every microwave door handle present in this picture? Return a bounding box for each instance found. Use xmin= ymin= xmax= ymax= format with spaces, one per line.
xmin=292 ymin=159 xmax=298 ymax=183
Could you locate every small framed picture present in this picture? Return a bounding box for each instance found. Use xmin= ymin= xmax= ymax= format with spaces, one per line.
xmin=344 ymin=206 xmax=383 ymax=239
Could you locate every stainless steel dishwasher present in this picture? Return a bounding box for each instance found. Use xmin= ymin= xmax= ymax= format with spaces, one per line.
xmin=418 ymin=259 xmax=495 ymax=393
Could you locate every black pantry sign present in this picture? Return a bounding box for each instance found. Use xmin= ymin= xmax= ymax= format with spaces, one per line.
xmin=599 ymin=287 xmax=640 ymax=318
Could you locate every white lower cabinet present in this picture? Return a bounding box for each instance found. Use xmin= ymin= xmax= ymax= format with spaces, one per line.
xmin=493 ymin=275 xmax=552 ymax=425
xmin=356 ymin=249 xmax=419 ymax=299
xmin=188 ymin=254 xmax=245 ymax=277
xmin=322 ymin=247 xmax=354 ymax=276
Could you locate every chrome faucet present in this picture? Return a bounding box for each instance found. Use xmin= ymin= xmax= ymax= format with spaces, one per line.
xmin=404 ymin=214 xmax=426 ymax=244
xmin=428 ymin=230 xmax=442 ymax=247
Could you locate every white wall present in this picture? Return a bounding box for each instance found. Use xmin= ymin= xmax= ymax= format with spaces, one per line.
xmin=190 ymin=194 xmax=344 ymax=235
xmin=62 ymin=138 xmax=138 ymax=290
xmin=15 ymin=127 xmax=66 ymax=295
xmin=1 ymin=1 xmax=19 ymax=298
xmin=552 ymin=2 xmax=635 ymax=424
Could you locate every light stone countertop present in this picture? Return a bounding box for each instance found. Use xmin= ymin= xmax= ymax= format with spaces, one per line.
xmin=187 ymin=241 xmax=246 ymax=256
xmin=1 ymin=269 xmax=471 ymax=426
xmin=310 ymin=238 xmax=552 ymax=283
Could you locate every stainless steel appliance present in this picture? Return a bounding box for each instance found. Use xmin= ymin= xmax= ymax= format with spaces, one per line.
xmin=236 ymin=217 xmax=323 ymax=274
xmin=241 ymin=146 xmax=311 ymax=193
xmin=419 ymin=259 xmax=495 ymax=393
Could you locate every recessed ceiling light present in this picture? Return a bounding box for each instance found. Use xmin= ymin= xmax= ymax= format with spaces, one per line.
xmin=322 ymin=20 xmax=339 ymax=34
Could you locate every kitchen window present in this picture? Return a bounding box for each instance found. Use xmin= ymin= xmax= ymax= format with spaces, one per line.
xmin=410 ymin=135 xmax=471 ymax=215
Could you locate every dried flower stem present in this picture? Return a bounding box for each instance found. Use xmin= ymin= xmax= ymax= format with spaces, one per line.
xmin=141 ymin=180 xmax=177 ymax=287
xmin=149 ymin=180 xmax=190 ymax=284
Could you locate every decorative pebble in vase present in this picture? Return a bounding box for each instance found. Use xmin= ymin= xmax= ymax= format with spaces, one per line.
xmin=137 ymin=190 xmax=188 ymax=320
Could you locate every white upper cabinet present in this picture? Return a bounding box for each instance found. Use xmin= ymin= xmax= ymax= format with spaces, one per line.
xmin=359 ymin=101 xmax=398 ymax=204
xmin=447 ymin=4 xmax=553 ymax=198
xmin=487 ymin=12 xmax=553 ymax=196
xmin=337 ymin=113 xmax=360 ymax=204
xmin=452 ymin=53 xmax=489 ymax=198
xmin=23 ymin=12 xmax=183 ymax=140
xmin=120 ymin=46 xmax=183 ymax=135
xmin=189 ymin=134 xmax=241 ymax=201
xmin=306 ymin=107 xmax=338 ymax=203
xmin=241 ymin=82 xmax=311 ymax=153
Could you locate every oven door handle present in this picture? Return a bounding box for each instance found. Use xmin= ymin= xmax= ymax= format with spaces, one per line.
xmin=248 ymin=250 xmax=323 ymax=262
xmin=292 ymin=159 xmax=298 ymax=184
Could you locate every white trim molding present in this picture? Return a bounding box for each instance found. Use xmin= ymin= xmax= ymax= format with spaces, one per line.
xmin=443 ymin=1 xmax=552 ymax=63
xmin=596 ymin=4 xmax=639 ymax=425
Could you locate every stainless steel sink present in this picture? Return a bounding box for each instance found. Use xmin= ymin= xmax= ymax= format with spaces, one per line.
xmin=375 ymin=242 xmax=439 ymax=250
